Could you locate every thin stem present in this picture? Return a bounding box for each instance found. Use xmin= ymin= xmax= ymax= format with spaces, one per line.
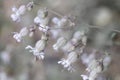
xmin=88 ymin=25 xmax=120 ymax=33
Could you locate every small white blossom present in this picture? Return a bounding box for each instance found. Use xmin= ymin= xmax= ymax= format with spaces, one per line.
xmin=58 ymin=51 xmax=78 ymax=72
xmin=18 ymin=5 xmax=26 ymax=15
xmin=81 ymin=51 xmax=96 ymax=66
xmin=50 ymin=29 xmax=60 ymax=39
xmin=10 ymin=14 xmax=20 ymax=22
xmin=26 ymin=45 xmax=45 ymax=60
xmin=34 ymin=9 xmax=49 ymax=32
xmin=11 ymin=5 xmax=27 ymax=22
xmin=81 ymin=59 xmax=103 ymax=80
xmin=52 ymin=16 xmax=68 ymax=28
xmin=13 ymin=32 xmax=22 ymax=42
xmin=73 ymin=31 xmax=87 ymax=45
xmin=13 ymin=27 xmax=28 ymax=42
xmin=25 ymin=34 xmax=48 ymax=60
xmin=58 ymin=16 xmax=68 ymax=27
xmin=52 ymin=17 xmax=60 ymax=24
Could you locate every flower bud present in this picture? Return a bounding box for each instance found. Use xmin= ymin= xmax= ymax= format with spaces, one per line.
xmin=53 ymin=37 xmax=66 ymax=50
xmin=67 ymin=51 xmax=78 ymax=64
xmin=35 ymin=40 xmax=46 ymax=52
xmin=58 ymin=17 xmax=68 ymax=27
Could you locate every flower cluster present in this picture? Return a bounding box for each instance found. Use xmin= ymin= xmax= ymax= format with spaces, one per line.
xmin=11 ymin=1 xmax=34 ymax=22
xmin=10 ymin=1 xmax=112 ymax=77
xmin=81 ymin=59 xmax=104 ymax=80
xmin=34 ymin=8 xmax=50 ymax=33
xmin=62 ymin=31 xmax=87 ymax=53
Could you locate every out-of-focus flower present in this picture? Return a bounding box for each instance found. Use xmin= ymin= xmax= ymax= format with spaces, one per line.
xmin=0 ymin=51 xmax=11 ymax=64
xmin=25 ymin=34 xmax=48 ymax=60
xmin=11 ymin=5 xmax=26 ymax=22
xmin=81 ymin=59 xmax=103 ymax=80
xmin=58 ymin=51 xmax=78 ymax=72
xmin=34 ymin=8 xmax=49 ymax=33
xmin=13 ymin=27 xmax=28 ymax=42
xmin=62 ymin=31 xmax=87 ymax=53
xmin=0 ymin=71 xmax=7 ymax=80
xmin=81 ymin=50 xmax=96 ymax=66
xmin=62 ymin=41 xmax=75 ymax=52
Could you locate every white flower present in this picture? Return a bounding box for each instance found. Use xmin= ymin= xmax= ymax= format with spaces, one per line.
xmin=58 ymin=16 xmax=68 ymax=27
xmin=25 ymin=34 xmax=48 ymax=60
xmin=34 ymin=15 xmax=49 ymax=32
xmin=50 ymin=29 xmax=59 ymax=39
xmin=81 ymin=59 xmax=103 ymax=80
xmin=0 ymin=51 xmax=11 ymax=64
xmin=73 ymin=31 xmax=87 ymax=45
xmin=81 ymin=51 xmax=96 ymax=66
xmin=25 ymin=45 xmax=45 ymax=60
xmin=38 ymin=17 xmax=49 ymax=27
xmin=52 ymin=17 xmax=60 ymax=24
xmin=10 ymin=14 xmax=20 ymax=22
xmin=52 ymin=16 xmax=68 ymax=28
xmin=13 ymin=27 xmax=28 ymax=42
xmin=11 ymin=5 xmax=26 ymax=22
xmin=18 ymin=5 xmax=26 ymax=15
xmin=13 ymin=32 xmax=22 ymax=42
xmin=53 ymin=37 xmax=66 ymax=51
xmin=58 ymin=51 xmax=78 ymax=72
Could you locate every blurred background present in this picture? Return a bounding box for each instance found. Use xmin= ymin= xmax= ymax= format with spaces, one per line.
xmin=0 ymin=0 xmax=120 ymax=80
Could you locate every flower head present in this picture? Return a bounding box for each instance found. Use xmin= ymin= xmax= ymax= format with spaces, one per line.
xmin=13 ymin=27 xmax=28 ymax=42
xmin=58 ymin=51 xmax=78 ymax=72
